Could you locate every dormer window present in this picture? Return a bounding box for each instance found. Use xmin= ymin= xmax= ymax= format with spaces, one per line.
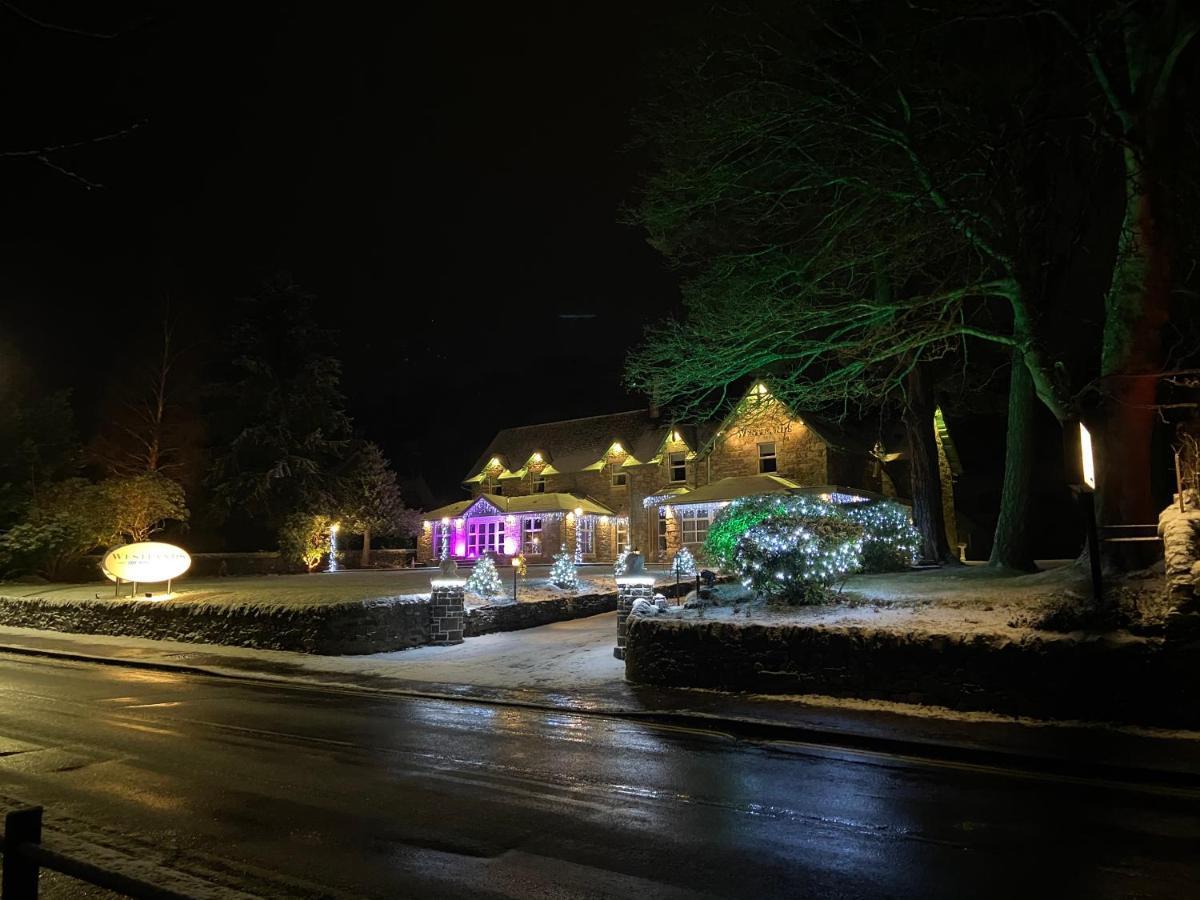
xmin=532 ymin=473 xmax=546 ymax=493
xmin=612 ymin=470 xmax=627 ymax=486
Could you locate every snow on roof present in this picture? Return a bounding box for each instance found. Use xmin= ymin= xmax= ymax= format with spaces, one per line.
xmin=424 ymin=492 xmax=616 ymax=520
xmin=660 ymin=474 xmax=802 ymax=507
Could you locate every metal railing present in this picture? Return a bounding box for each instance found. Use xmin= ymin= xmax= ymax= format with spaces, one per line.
xmin=1 ymin=807 xmax=194 ymax=900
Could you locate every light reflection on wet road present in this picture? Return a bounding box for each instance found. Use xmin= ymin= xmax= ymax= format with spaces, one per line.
xmin=0 ymin=655 xmax=1196 ymax=898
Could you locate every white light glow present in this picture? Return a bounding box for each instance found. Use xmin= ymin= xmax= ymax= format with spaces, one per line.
xmin=1080 ymin=423 xmax=1096 ymax=490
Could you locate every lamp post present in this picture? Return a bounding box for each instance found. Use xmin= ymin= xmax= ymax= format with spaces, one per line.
xmin=1064 ymin=419 xmax=1102 ymax=604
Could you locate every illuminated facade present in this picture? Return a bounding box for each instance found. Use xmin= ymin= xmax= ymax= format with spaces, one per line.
xmin=418 ymin=383 xmax=960 ymax=564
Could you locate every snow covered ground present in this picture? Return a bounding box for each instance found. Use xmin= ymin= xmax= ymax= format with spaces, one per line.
xmin=671 ymin=561 xmax=1165 ymax=637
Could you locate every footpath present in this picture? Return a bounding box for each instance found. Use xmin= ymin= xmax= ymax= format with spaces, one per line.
xmin=1 ymin=616 xmax=1199 ymax=789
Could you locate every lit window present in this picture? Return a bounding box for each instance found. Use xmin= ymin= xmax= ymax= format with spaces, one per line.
xmin=758 ymin=442 xmax=778 ymax=474
xmin=669 ymin=451 xmax=687 ymax=483
xmin=523 ymin=517 xmax=543 ymax=555
xmin=532 ymin=473 xmax=546 ymax=493
xmin=611 ymin=470 xmax=627 ymax=486
xmin=467 ymin=520 xmax=505 ymax=557
xmin=615 ymin=519 xmax=628 ymax=553
xmin=680 ymin=509 xmax=710 ymax=546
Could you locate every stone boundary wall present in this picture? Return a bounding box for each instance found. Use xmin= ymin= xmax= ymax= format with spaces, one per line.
xmin=464 ymin=577 xmax=711 ymax=637
xmin=625 ymin=618 xmax=1200 ymax=727
xmin=0 ymin=595 xmax=431 ymax=655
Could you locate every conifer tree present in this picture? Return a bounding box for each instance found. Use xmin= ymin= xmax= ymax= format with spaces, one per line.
xmin=550 ymin=544 xmax=580 ymax=590
xmin=465 ymin=554 xmax=503 ymax=599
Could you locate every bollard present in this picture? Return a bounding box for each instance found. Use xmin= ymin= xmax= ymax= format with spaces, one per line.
xmin=614 ymin=552 xmax=654 ymax=661
xmin=3 ymin=807 xmax=43 ymax=900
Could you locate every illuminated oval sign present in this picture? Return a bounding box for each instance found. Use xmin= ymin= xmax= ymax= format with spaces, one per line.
xmin=102 ymin=542 xmax=191 ymax=583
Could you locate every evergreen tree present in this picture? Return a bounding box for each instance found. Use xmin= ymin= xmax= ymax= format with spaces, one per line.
xmin=671 ymin=546 xmax=696 ymax=577
xmin=335 ymin=441 xmax=417 ymax=566
xmin=550 ymin=544 xmax=580 ymax=590
xmin=206 ymin=278 xmax=352 ymax=535
xmin=465 ymin=554 xmax=503 ymax=599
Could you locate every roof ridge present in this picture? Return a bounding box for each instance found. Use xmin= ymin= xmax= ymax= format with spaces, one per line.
xmin=492 ymin=409 xmax=652 ymax=431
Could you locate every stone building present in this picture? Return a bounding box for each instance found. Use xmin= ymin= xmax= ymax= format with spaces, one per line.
xmin=418 ymin=383 xmax=961 ymax=565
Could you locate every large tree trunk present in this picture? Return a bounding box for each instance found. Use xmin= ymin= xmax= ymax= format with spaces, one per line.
xmin=361 ymin=525 xmax=372 ymax=568
xmin=989 ymin=352 xmax=1038 ymax=570
xmin=1095 ymin=153 xmax=1171 ymax=570
xmin=903 ymin=366 xmax=958 ymax=565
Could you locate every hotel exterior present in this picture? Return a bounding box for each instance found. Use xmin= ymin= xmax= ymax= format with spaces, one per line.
xmin=419 ymin=384 xmax=960 ymax=565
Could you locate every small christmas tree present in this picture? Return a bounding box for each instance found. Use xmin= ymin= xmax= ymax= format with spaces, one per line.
xmin=671 ymin=546 xmax=696 ymax=577
xmin=466 ymin=554 xmax=503 ymax=599
xmin=613 ymin=547 xmax=630 ymax=577
xmin=550 ymin=544 xmax=580 ymax=590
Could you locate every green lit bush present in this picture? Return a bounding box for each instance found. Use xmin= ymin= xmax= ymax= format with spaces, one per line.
xmin=843 ymin=501 xmax=921 ymax=571
xmin=734 ymin=514 xmax=863 ymax=603
xmin=704 ymin=494 xmax=837 ymax=572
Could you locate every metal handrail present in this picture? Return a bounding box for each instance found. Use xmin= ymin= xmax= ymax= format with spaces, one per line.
xmin=1 ymin=807 xmax=195 ymax=900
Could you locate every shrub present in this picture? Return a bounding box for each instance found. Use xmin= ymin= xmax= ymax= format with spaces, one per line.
xmin=671 ymin=546 xmax=696 ymax=576
xmin=735 ymin=513 xmax=863 ymax=603
xmin=843 ymin=501 xmax=920 ymax=572
xmin=551 ymin=544 xmax=580 ymax=590
xmin=278 ymin=512 xmax=336 ymax=572
xmin=466 ymin=554 xmax=503 ymax=598
xmin=705 ymin=494 xmax=841 ymax=571
xmin=0 ymin=479 xmax=109 ymax=580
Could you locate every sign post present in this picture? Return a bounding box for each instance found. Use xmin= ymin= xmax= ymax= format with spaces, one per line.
xmin=1063 ymin=420 xmax=1102 ymax=604
xmin=102 ymin=542 xmax=191 ymax=599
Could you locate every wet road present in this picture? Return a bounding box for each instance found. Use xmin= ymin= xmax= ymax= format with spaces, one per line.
xmin=0 ymin=655 xmax=1196 ymax=899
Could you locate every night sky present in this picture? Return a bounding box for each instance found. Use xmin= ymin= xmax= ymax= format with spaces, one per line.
xmin=1 ymin=2 xmax=680 ymax=502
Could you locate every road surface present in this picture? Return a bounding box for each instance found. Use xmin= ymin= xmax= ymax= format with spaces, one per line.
xmin=0 ymin=654 xmax=1196 ymax=899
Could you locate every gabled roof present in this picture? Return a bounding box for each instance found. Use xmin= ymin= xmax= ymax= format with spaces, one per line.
xmin=464 ymin=410 xmax=688 ymax=483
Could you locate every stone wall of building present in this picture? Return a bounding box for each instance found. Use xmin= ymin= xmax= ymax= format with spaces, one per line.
xmin=706 ymin=401 xmax=828 ymax=485
xmin=935 ymin=430 xmax=959 ymax=551
xmin=624 ymin=617 xmax=1200 ymax=726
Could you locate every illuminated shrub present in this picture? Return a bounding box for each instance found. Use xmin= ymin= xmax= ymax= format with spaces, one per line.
xmin=704 ymin=494 xmax=841 ymax=572
xmin=843 ymin=501 xmax=921 ymax=571
xmin=735 ymin=514 xmax=863 ymax=603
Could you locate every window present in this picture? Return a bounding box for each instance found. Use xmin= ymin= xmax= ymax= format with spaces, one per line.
xmin=578 ymin=517 xmax=594 ymax=555
xmin=611 ymin=470 xmax=627 ymax=486
xmin=657 ymin=509 xmax=668 ymax=555
xmin=532 ymin=473 xmax=546 ymax=493
xmin=669 ymin=451 xmax=687 ymax=483
xmin=615 ymin=520 xmax=628 ymax=553
xmin=523 ymin=517 xmax=543 ymax=555
xmin=431 ymin=524 xmax=445 ymax=558
xmin=493 ymin=483 xmax=505 ymax=495
xmin=680 ymin=508 xmax=711 ymax=546
xmin=467 ymin=520 xmax=505 ymax=556
xmin=758 ymin=441 xmax=778 ymax=474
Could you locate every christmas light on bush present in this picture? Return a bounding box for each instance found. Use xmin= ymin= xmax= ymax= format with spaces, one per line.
xmin=465 ymin=554 xmax=504 ymax=599
xmin=671 ymin=546 xmax=696 ymax=577
xmin=550 ymin=543 xmax=580 ymax=590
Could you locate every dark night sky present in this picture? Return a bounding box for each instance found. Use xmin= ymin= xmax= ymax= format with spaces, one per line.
xmin=0 ymin=2 xmax=680 ymax=503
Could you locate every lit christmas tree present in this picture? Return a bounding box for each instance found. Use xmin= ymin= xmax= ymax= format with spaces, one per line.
xmin=671 ymin=546 xmax=696 ymax=577
xmin=613 ymin=547 xmax=630 ymax=577
xmin=465 ymin=554 xmax=503 ymax=599
xmin=550 ymin=544 xmax=580 ymax=590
